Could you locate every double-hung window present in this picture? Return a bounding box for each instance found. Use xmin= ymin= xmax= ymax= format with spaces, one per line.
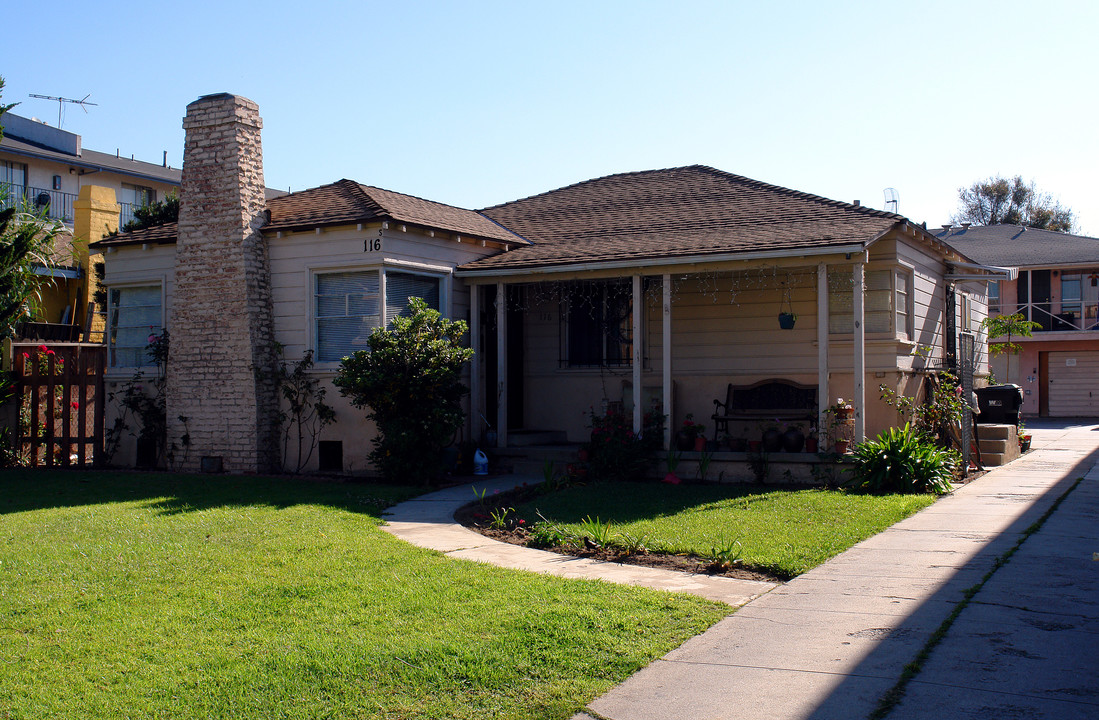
xmin=108 ymin=285 xmax=163 ymax=367
xmin=314 ymin=268 xmax=442 ymax=362
xmin=829 ymin=267 xmax=910 ymax=337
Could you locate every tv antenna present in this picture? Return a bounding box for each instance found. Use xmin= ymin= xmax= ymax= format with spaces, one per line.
xmin=883 ymin=187 xmax=900 ymax=214
xmin=28 ymin=93 xmax=98 ymax=129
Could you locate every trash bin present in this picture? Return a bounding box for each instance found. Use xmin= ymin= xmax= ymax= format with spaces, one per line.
xmin=974 ymin=384 xmax=1023 ymax=424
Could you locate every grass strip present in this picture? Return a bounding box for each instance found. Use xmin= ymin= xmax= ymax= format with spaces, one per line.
xmin=514 ymin=482 xmax=936 ymax=578
xmin=867 ymin=476 xmax=1085 ymax=720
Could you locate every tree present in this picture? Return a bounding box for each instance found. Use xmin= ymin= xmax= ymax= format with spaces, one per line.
xmin=0 ymin=75 xmax=16 ymax=143
xmin=334 ymin=298 xmax=473 ymax=484
xmin=981 ymin=313 xmax=1041 ymax=385
xmin=122 ymin=192 xmax=179 ymax=232
xmin=952 ymin=175 xmax=1075 ymax=232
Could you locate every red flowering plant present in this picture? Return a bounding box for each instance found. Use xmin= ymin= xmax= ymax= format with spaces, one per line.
xmin=583 ymin=404 xmax=664 ymax=482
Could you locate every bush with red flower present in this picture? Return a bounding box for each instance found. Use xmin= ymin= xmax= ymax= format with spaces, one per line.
xmin=583 ymin=405 xmax=664 ymax=482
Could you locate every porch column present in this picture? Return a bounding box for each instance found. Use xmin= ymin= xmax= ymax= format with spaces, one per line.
xmin=632 ymin=274 xmax=643 ymax=434
xmin=496 ymin=281 xmax=507 ymax=448
xmin=817 ymin=264 xmax=829 ymax=431
xmin=663 ymin=273 xmax=673 ymax=449
xmin=469 ymin=284 xmax=481 ymax=443
xmin=853 ymin=262 xmax=866 ymax=442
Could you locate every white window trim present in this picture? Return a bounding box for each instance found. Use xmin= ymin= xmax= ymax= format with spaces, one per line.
xmin=308 ymin=262 xmax=450 ymax=367
xmin=828 ymin=263 xmax=898 ymax=337
xmin=105 ymin=279 xmax=166 ymax=375
xmin=895 ymin=263 xmax=915 ymax=341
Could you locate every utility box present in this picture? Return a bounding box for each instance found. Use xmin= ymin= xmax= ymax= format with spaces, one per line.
xmin=975 ymin=384 xmax=1024 ymax=424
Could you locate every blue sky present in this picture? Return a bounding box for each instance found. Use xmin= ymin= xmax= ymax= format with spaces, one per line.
xmin=5 ymin=1 xmax=1097 ymax=232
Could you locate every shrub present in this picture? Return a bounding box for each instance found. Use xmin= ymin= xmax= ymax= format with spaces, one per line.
xmin=334 ymin=298 xmax=473 ymax=485
xmin=847 ymin=424 xmax=956 ymax=495
xmin=584 ymin=406 xmax=664 ymax=482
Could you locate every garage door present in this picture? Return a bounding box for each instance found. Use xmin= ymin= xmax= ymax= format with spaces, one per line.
xmin=1047 ymin=351 xmax=1099 ymax=416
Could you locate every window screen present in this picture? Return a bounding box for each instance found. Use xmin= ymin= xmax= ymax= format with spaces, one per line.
xmin=108 ymin=286 xmax=162 ymax=367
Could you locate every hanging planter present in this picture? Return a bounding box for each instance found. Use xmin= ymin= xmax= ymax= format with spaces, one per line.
xmin=778 ymin=279 xmax=796 ymax=329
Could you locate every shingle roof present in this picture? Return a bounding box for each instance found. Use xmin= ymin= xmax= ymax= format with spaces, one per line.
xmin=462 ymin=165 xmax=904 ymax=272
xmin=934 ymin=225 xmax=1099 ymax=268
xmin=90 ymin=222 xmax=180 ymax=248
xmin=0 ymin=134 xmax=183 ymax=186
xmin=263 ymin=179 xmax=527 ymax=244
xmin=93 ymin=179 xmax=528 ymax=248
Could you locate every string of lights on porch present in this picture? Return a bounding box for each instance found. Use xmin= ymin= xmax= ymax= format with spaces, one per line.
xmin=490 ymin=265 xmax=856 ymax=318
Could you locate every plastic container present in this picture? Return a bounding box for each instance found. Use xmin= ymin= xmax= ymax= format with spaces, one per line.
xmin=975 ymin=384 xmax=1024 ymax=424
xmin=473 ymin=449 xmax=488 ymax=476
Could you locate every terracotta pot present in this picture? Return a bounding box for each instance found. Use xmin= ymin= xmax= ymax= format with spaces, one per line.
xmin=805 ymin=437 xmax=818 ymax=453
xmin=748 ymin=440 xmax=762 ymax=452
xmin=694 ymin=437 xmax=707 ymax=452
xmin=834 ymin=439 xmax=850 ymax=454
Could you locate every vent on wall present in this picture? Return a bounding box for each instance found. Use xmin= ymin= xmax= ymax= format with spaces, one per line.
xmin=318 ymin=441 xmax=343 ymax=473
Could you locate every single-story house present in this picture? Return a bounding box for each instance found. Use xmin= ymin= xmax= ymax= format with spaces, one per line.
xmin=92 ymin=94 xmax=995 ymax=474
xmin=936 ymin=223 xmax=1099 ymax=417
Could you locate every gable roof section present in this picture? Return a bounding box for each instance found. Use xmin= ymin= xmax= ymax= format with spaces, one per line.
xmin=93 ymin=178 xmax=529 ymax=248
xmin=263 ymin=179 xmax=527 ymax=244
xmin=935 ymin=224 xmax=1099 ymax=268
xmin=460 ymin=165 xmax=904 ymax=273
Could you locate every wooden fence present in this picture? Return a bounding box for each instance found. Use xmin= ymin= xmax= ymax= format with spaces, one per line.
xmin=4 ymin=340 xmax=106 ymax=467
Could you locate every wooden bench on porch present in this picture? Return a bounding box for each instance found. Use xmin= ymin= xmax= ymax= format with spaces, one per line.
xmin=711 ymin=378 xmax=818 ymax=440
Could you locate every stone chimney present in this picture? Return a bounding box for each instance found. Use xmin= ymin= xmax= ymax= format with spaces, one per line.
xmin=167 ymin=94 xmax=278 ymax=473
xmin=73 ymin=185 xmax=120 ymax=336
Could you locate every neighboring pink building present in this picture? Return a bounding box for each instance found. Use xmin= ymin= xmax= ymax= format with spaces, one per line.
xmin=937 ymin=224 xmax=1099 ymax=418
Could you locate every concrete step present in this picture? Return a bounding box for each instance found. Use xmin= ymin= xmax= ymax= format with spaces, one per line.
xmin=980 ymin=451 xmax=1009 ymax=467
xmin=506 ymin=429 xmax=569 ymax=446
xmin=976 ymin=423 xmax=1018 ymax=441
xmin=979 ymin=438 xmax=1010 ymax=454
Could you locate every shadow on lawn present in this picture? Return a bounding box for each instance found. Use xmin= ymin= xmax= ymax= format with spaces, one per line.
xmin=515 ymin=481 xmax=809 ymax=525
xmin=0 ymin=468 xmax=416 ymax=518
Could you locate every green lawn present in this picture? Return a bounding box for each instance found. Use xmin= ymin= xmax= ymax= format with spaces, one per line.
xmin=514 ymin=482 xmax=938 ymax=578
xmin=0 ymin=471 xmax=727 ymax=720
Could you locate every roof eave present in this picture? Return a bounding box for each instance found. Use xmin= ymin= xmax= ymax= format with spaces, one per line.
xmin=455 ymin=242 xmax=869 ymax=279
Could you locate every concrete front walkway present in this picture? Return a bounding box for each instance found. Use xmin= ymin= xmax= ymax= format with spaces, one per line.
xmin=382 ymin=475 xmax=778 ymax=607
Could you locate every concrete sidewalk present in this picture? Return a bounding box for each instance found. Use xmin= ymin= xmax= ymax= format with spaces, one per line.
xmin=579 ymin=420 xmax=1099 ymax=720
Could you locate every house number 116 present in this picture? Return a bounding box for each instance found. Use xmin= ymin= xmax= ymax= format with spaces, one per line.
xmin=365 ymin=237 xmax=383 ymax=252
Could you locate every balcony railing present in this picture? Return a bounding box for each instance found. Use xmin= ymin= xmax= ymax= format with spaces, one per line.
xmin=0 ymin=185 xmax=77 ymax=224
xmin=2 ymin=185 xmax=145 ymax=230
xmin=1000 ymin=302 xmax=1099 ymax=333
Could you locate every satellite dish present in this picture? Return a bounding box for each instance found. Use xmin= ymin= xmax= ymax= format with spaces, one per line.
xmin=883 ymin=188 xmax=899 ymax=214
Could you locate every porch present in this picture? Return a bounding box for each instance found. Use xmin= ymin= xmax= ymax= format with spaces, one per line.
xmin=463 ymin=256 xmax=880 ymax=452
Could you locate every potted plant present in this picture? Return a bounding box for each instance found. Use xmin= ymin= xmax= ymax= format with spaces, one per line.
xmin=663 ymin=445 xmax=682 ymax=484
xmin=1018 ymin=420 xmax=1032 ymax=452
xmin=805 ymin=428 xmax=818 ymax=453
xmin=778 ymin=282 xmax=797 ymax=329
xmin=676 ymin=414 xmax=706 ymax=451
